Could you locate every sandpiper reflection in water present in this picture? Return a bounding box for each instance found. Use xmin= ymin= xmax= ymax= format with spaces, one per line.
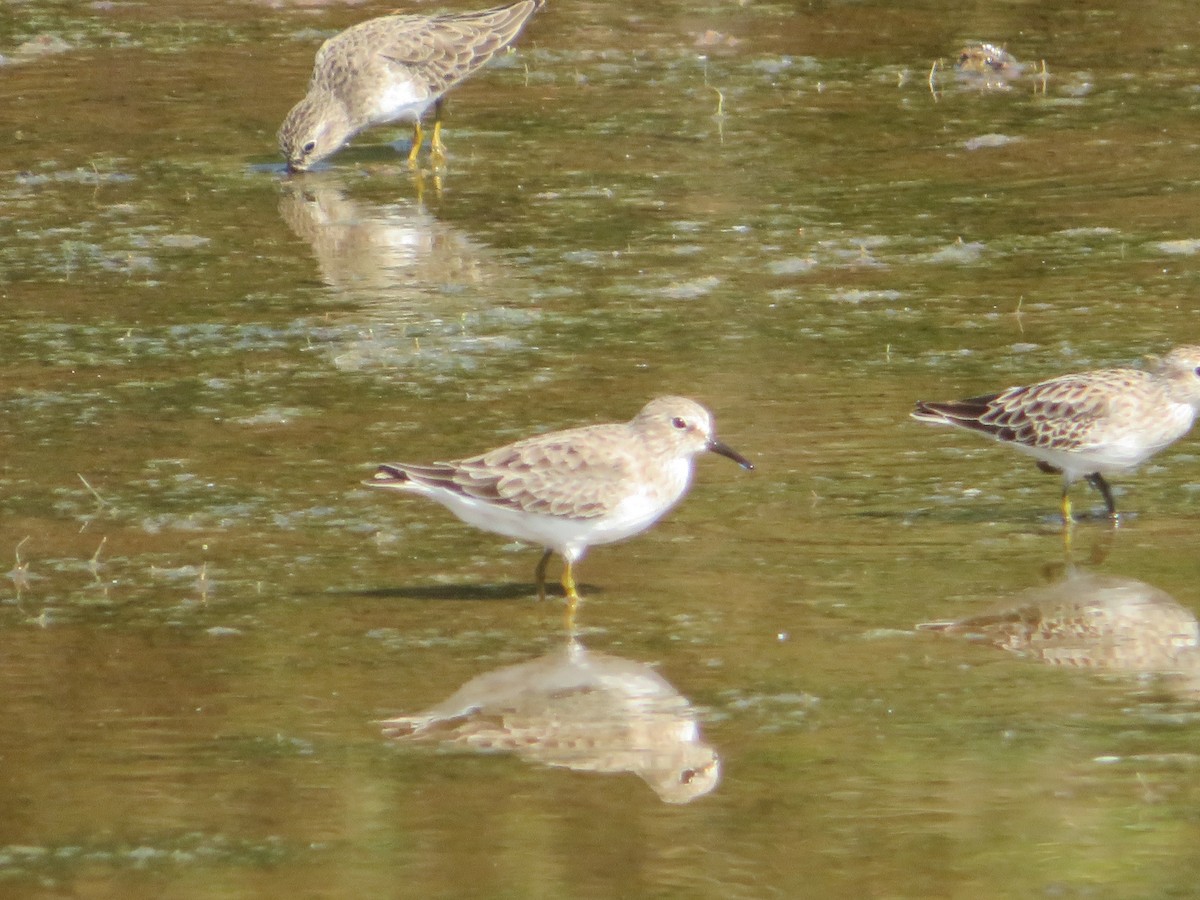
xmin=921 ymin=570 xmax=1200 ymax=697
xmin=381 ymin=639 xmax=720 ymax=804
xmin=277 ymin=172 xmax=526 ymax=373
xmin=278 ymin=173 xmax=496 ymax=297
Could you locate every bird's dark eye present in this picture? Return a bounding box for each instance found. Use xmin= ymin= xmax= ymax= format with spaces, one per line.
xmin=1194 ymin=366 xmax=1200 ymax=377
xmin=680 ymin=768 xmax=696 ymax=784
xmin=671 ymin=417 xmax=687 ymax=429
xmin=302 ymin=141 xmax=316 ymax=154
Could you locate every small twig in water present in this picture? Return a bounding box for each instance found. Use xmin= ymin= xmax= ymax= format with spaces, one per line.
xmin=709 ymin=85 xmax=725 ymax=119
xmin=196 ymin=562 xmax=210 ymax=604
xmin=89 ymin=536 xmax=107 ymax=580
xmin=9 ymin=536 xmax=32 ymax=595
xmin=78 ymin=473 xmax=108 ymax=507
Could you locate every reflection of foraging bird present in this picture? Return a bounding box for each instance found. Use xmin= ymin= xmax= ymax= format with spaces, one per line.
xmin=278 ymin=0 xmax=543 ymax=172
xmin=365 ymin=397 xmax=753 ymax=627
xmin=912 ymin=346 xmax=1200 ymax=522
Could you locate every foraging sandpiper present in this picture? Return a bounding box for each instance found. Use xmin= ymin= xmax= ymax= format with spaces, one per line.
xmin=279 ymin=0 xmax=543 ymax=171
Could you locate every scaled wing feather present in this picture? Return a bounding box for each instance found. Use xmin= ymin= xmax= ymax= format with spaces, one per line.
xmin=453 ymin=434 xmax=636 ymax=519
xmin=378 ymin=2 xmax=539 ymax=95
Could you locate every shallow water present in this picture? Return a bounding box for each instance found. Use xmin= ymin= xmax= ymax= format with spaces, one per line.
xmin=5 ymin=0 xmax=1200 ymax=896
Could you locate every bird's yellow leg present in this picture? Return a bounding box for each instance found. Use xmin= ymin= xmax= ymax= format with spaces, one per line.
xmin=534 ymin=548 xmax=553 ymax=603
xmin=406 ymin=121 xmax=423 ymax=167
xmin=1060 ymin=486 xmax=1073 ymax=525
xmin=430 ymin=100 xmax=447 ymax=163
xmin=562 ymin=559 xmax=581 ymax=634
xmin=561 ymin=560 xmax=579 ymax=601
xmin=431 ymin=120 xmax=445 ymax=158
xmin=1060 ymin=486 xmax=1078 ymax=557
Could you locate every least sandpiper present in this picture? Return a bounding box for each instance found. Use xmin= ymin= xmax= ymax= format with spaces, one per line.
xmin=278 ymin=0 xmax=543 ymax=172
xmin=954 ymin=42 xmax=1024 ymax=87
xmin=365 ymin=396 xmax=753 ymax=625
xmin=912 ymin=346 xmax=1200 ymax=521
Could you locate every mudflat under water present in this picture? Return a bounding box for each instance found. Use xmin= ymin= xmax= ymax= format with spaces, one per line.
xmin=4 ymin=0 xmax=1200 ymax=897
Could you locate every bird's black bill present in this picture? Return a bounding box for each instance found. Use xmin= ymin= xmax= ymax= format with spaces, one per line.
xmin=707 ymin=440 xmax=754 ymax=470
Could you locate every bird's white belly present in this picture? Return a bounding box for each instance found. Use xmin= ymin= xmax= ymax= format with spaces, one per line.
xmin=404 ymin=462 xmax=693 ymax=562
xmin=1012 ymin=400 xmax=1197 ymax=479
xmin=369 ymin=80 xmax=434 ymax=125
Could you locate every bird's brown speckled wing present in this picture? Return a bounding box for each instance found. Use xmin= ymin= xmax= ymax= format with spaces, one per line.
xmin=372 ymin=0 xmax=541 ymax=96
xmin=917 ymin=370 xmax=1149 ymax=451
xmin=384 ymin=424 xmax=639 ymax=520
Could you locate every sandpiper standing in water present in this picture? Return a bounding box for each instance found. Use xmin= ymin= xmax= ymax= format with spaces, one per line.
xmin=364 ymin=397 xmax=753 ymax=629
xmin=278 ymin=0 xmax=543 ymax=172
xmin=912 ymin=346 xmax=1200 ymax=522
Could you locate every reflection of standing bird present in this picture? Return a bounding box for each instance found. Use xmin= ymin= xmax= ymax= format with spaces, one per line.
xmin=365 ymin=397 xmax=752 ymax=626
xmin=382 ymin=640 xmax=721 ymax=804
xmin=278 ymin=0 xmax=543 ymax=172
xmin=912 ymin=346 xmax=1200 ymax=521
xmin=920 ymin=572 xmax=1200 ymax=685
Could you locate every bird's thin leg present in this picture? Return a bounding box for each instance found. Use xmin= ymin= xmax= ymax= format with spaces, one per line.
xmin=1061 ymin=482 xmax=1077 ymax=554
xmin=534 ymin=548 xmax=553 ymax=603
xmin=561 ymin=559 xmax=580 ymax=634
xmin=430 ymin=100 xmax=447 ymax=162
xmin=406 ymin=121 xmax=424 ymax=167
xmin=1086 ymin=473 xmax=1118 ymax=521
